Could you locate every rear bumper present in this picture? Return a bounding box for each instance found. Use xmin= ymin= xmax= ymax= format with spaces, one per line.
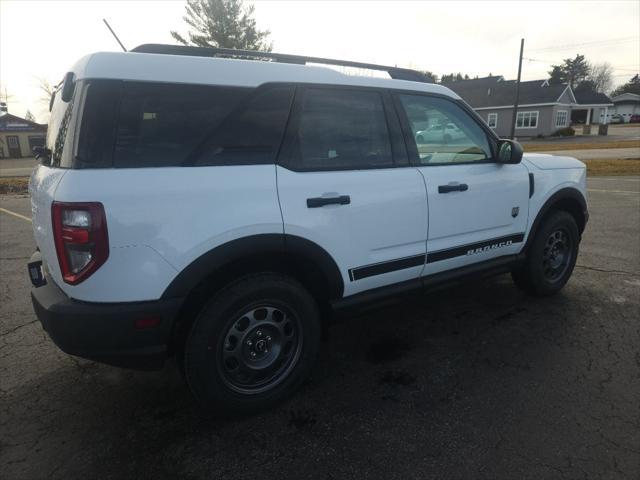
xmin=31 ymin=266 xmax=183 ymax=370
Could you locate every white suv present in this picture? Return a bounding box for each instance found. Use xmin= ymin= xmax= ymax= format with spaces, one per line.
xmin=28 ymin=44 xmax=588 ymax=413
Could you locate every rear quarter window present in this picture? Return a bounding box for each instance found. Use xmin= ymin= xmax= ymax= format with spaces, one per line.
xmin=113 ymin=82 xmax=251 ymax=168
xmin=76 ymin=81 xmax=252 ymax=168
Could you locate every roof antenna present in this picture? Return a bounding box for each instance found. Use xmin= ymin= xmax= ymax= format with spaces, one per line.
xmin=103 ymin=18 xmax=127 ymax=52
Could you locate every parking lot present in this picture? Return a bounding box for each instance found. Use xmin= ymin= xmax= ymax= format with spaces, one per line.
xmin=1 ymin=177 xmax=639 ymax=479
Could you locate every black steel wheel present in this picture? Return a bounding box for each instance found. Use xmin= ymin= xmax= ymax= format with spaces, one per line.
xmin=184 ymin=273 xmax=321 ymax=415
xmin=219 ymin=304 xmax=302 ymax=394
xmin=541 ymin=228 xmax=573 ymax=282
xmin=512 ymin=210 xmax=580 ymax=296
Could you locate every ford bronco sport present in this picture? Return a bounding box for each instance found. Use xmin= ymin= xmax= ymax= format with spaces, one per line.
xmin=28 ymin=44 xmax=588 ymax=413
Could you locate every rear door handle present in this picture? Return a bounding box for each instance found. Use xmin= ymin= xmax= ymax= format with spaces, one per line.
xmin=438 ymin=183 xmax=468 ymax=194
xmin=306 ymin=195 xmax=351 ymax=208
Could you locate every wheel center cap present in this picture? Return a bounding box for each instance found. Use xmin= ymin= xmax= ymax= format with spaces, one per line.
xmin=550 ymin=249 xmax=563 ymax=268
xmin=255 ymin=339 xmax=267 ymax=352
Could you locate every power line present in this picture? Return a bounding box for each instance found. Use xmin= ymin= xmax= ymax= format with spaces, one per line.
xmin=528 ymin=36 xmax=639 ymax=53
xmin=524 ymin=58 xmax=639 ymax=72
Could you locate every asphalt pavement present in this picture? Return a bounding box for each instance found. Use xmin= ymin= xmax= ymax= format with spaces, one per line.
xmin=1 ymin=177 xmax=639 ymax=480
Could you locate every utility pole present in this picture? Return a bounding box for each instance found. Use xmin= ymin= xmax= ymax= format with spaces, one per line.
xmin=509 ymin=38 xmax=524 ymax=140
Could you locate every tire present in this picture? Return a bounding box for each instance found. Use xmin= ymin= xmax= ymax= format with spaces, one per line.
xmin=512 ymin=210 xmax=580 ymax=296
xmin=184 ymin=273 xmax=321 ymax=415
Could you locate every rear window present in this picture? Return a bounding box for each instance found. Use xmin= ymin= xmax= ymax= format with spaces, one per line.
xmin=47 ymin=85 xmax=77 ymax=168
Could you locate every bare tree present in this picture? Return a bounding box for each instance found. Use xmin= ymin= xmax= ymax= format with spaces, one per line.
xmin=37 ymin=77 xmax=56 ymax=106
xmin=0 ymin=84 xmax=13 ymax=104
xmin=587 ymin=62 xmax=614 ymax=93
xmin=24 ymin=110 xmax=36 ymax=122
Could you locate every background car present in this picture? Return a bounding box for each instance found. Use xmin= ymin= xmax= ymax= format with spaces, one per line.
xmin=610 ymin=114 xmax=624 ymax=124
xmin=415 ymin=122 xmax=465 ymax=144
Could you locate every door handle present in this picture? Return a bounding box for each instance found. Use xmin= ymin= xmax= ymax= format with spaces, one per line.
xmin=438 ymin=183 xmax=468 ymax=194
xmin=306 ymin=195 xmax=351 ymax=208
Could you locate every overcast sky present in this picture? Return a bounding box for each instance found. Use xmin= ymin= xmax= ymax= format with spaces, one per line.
xmin=1 ymin=0 xmax=638 ymax=122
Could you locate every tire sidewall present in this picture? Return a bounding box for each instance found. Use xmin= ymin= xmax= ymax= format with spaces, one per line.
xmin=184 ymin=275 xmax=321 ymax=414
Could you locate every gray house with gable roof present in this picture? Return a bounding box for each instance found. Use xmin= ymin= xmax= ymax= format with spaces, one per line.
xmin=443 ymin=76 xmax=613 ymax=138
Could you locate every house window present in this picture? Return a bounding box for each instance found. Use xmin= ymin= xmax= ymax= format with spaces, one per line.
xmin=555 ymin=110 xmax=568 ymax=127
xmin=487 ymin=113 xmax=498 ymax=128
xmin=516 ymin=111 xmax=538 ymax=128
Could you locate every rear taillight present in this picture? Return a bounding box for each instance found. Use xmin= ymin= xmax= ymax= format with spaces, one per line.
xmin=52 ymin=202 xmax=109 ymax=285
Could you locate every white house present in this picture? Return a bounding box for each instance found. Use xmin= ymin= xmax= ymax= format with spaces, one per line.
xmin=611 ymin=93 xmax=640 ymax=123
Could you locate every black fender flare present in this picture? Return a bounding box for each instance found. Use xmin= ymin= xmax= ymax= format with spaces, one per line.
xmin=161 ymin=234 xmax=344 ymax=299
xmin=524 ymin=187 xmax=588 ymax=252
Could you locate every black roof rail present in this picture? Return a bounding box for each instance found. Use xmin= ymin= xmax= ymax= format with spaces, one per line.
xmin=131 ymin=44 xmax=432 ymax=83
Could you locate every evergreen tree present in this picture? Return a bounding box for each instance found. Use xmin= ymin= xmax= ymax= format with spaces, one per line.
xmin=610 ymin=74 xmax=640 ymax=96
xmin=171 ymin=0 xmax=272 ymax=51
xmin=547 ymin=54 xmax=590 ymax=89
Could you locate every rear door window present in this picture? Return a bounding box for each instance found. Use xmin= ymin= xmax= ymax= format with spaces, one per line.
xmin=285 ymin=87 xmax=393 ymax=170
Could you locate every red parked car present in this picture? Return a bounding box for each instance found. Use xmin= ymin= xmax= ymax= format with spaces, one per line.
xmin=629 ymin=114 xmax=640 ymax=123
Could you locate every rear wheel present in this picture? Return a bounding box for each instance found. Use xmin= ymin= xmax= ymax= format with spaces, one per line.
xmin=512 ymin=210 xmax=579 ymax=296
xmin=184 ymin=273 xmax=321 ymax=414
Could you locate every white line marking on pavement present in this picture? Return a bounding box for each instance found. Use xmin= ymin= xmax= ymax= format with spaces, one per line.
xmin=587 ymin=188 xmax=640 ymax=194
xmin=0 ymin=207 xmax=32 ymax=222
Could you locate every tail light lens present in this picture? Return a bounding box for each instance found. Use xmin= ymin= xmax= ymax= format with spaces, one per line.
xmin=52 ymin=202 xmax=109 ymax=285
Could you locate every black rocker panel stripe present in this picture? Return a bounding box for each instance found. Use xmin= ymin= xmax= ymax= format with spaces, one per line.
xmin=426 ymin=233 xmax=525 ymax=264
xmin=349 ymin=254 xmax=425 ymax=281
xmin=349 ymin=233 xmax=525 ymax=281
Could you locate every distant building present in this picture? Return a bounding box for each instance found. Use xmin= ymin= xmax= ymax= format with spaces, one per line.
xmin=572 ymin=89 xmax=615 ymax=126
xmin=610 ymin=93 xmax=640 ymax=123
xmin=0 ymin=112 xmax=47 ymax=159
xmin=443 ymin=76 xmax=613 ymax=137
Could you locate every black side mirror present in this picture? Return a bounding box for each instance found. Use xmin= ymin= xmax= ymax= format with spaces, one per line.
xmin=497 ymin=139 xmax=523 ymax=164
xmin=60 ymin=72 xmax=75 ymax=102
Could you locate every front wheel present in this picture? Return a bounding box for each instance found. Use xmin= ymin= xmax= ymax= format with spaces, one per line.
xmin=184 ymin=273 xmax=321 ymax=414
xmin=512 ymin=210 xmax=580 ymax=296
